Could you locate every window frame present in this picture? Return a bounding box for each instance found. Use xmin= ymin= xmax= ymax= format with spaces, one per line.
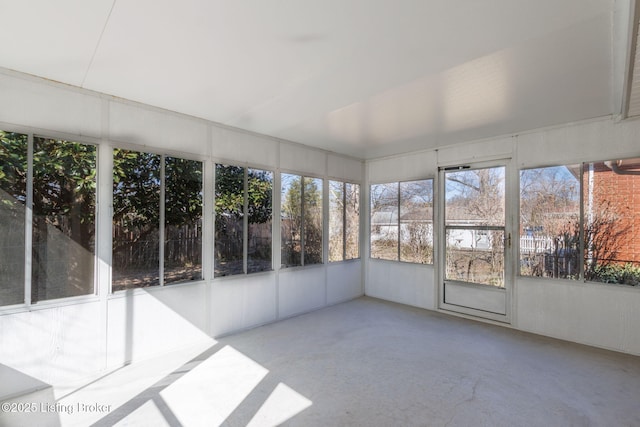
xmin=112 ymin=147 xmax=205 ymax=291
xmin=518 ymin=157 xmax=640 ymax=286
xmin=214 ymin=162 xmax=275 ymax=278
xmin=328 ymin=179 xmax=361 ymax=263
xmin=369 ymin=178 xmax=434 ymax=265
xmin=280 ymin=171 xmax=325 ymax=269
xmin=0 ymin=127 xmax=101 ymax=309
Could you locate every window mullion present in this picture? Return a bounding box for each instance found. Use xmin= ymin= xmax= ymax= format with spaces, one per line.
xmin=342 ymin=182 xmax=347 ymax=261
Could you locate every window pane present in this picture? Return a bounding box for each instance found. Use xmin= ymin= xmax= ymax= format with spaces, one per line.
xmin=0 ymin=131 xmax=27 ymax=305
xmin=345 ymin=183 xmax=360 ymax=260
xmin=400 ymin=180 xmax=433 ymax=264
xmin=584 ymin=158 xmax=640 ymax=285
xmin=247 ymin=168 xmax=273 ymax=273
xmin=281 ymin=174 xmax=302 ymax=267
xmin=370 ymin=183 xmax=398 ymax=260
xmin=329 ymin=180 xmax=344 ymax=262
xmin=32 ymin=137 xmax=96 ymax=301
xmin=519 ymin=166 xmax=580 ymax=279
xmin=165 ymin=157 xmax=203 ymax=284
xmin=303 ymin=177 xmax=323 ymax=265
xmin=215 ymin=164 xmax=244 ymax=277
xmin=112 ymin=149 xmax=161 ymax=291
xmin=445 ymin=168 xmax=505 ymax=227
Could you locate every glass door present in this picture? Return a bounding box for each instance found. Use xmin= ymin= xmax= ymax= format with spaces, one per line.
xmin=440 ymin=163 xmax=511 ymax=321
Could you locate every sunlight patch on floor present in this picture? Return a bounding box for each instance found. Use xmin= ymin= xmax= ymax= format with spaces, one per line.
xmin=160 ymin=345 xmax=268 ymax=426
xmin=247 ymin=382 xmax=313 ymax=427
xmin=56 ymin=340 xmax=214 ymax=426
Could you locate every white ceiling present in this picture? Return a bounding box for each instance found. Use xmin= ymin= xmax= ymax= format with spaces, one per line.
xmin=0 ymin=0 xmax=629 ymax=159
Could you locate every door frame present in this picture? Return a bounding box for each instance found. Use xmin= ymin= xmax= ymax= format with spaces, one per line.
xmin=437 ymin=158 xmax=515 ymax=324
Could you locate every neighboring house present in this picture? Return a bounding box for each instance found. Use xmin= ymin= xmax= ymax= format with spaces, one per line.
xmin=588 ymin=159 xmax=640 ymax=264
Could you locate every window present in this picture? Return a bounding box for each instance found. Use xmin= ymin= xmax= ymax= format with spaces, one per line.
xmin=215 ymin=164 xmax=273 ymax=276
xmin=113 ymin=150 xmax=202 ymax=290
xmin=0 ymin=131 xmax=27 ymax=306
xmin=1 ymin=131 xmax=97 ymax=306
xmin=164 ymin=157 xmax=203 ymax=284
xmin=519 ymin=158 xmax=640 ymax=285
xmin=32 ymin=137 xmax=97 ymax=301
xmin=329 ymin=181 xmax=360 ymax=262
xmin=370 ymin=179 xmax=433 ymax=264
xmin=520 ymin=165 xmax=580 ymax=279
xmin=281 ymin=174 xmax=323 ymax=267
xmin=113 ymin=150 xmax=161 ymax=289
xmin=400 ymin=180 xmax=433 ymax=264
xmin=584 ymin=159 xmax=640 ymax=284
xmin=370 ymin=183 xmax=398 ymax=260
xmin=247 ymin=168 xmax=273 ymax=273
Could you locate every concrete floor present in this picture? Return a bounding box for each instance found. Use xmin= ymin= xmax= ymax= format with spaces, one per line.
xmin=4 ymin=297 xmax=640 ymax=426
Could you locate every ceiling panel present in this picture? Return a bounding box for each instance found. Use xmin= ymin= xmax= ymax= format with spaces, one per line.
xmin=0 ymin=0 xmax=625 ymax=159
xmin=0 ymin=0 xmax=115 ymax=85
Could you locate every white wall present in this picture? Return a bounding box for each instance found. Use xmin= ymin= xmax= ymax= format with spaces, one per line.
xmin=365 ymin=115 xmax=640 ymax=356
xmin=0 ymin=70 xmax=364 ymax=398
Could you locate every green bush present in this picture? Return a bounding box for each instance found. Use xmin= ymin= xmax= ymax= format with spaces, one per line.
xmin=590 ymin=263 xmax=640 ymax=286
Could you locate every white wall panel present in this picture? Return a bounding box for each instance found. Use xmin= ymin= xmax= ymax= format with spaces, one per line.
xmin=516 ymin=278 xmax=640 ymax=356
xmin=279 ymin=142 xmax=326 ymax=176
xmin=0 ymin=302 xmax=103 ymax=387
xmin=516 ymin=117 xmax=640 ymax=168
xmin=366 ymin=261 xmax=435 ymax=310
xmin=327 ymin=261 xmax=363 ymax=304
xmin=437 ymin=136 xmax=513 ymax=166
xmin=209 ymin=274 xmax=278 ymax=337
xmin=0 ymin=73 xmax=102 ymax=138
xmin=109 ymin=101 xmax=208 ymax=155
xmin=106 ymin=291 xmax=212 ymax=368
xmin=142 ymin=283 xmax=209 ymax=333
xmin=278 ymin=268 xmax=326 ymax=318
xmin=212 ymin=127 xmax=279 ymax=168
xmin=368 ymin=150 xmax=436 ymax=183
xmin=327 ymin=154 xmax=363 ymax=182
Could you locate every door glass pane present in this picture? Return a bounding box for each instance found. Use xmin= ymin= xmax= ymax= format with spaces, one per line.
xmin=445 ymin=167 xmax=505 ymax=227
xmin=445 ymin=166 xmax=506 ymax=288
xmin=445 ymin=229 xmax=505 ymax=287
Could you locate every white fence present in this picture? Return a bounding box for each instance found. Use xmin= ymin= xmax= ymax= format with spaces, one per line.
xmin=520 ymin=235 xmax=554 ymax=253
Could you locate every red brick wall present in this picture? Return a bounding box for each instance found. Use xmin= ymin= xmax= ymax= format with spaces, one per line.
xmin=589 ymin=161 xmax=640 ymax=263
